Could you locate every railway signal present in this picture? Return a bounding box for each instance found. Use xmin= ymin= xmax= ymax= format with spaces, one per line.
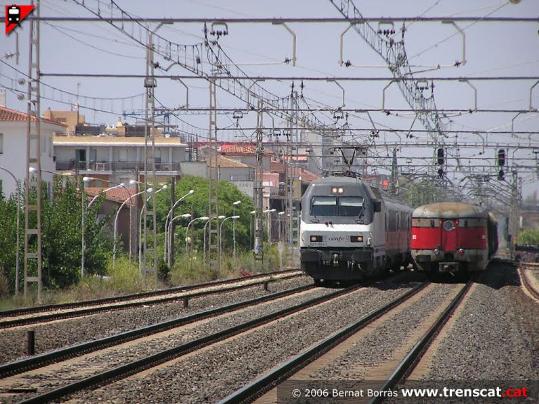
xmin=437 ymin=148 xmax=444 ymax=165
xmin=497 ymin=149 xmax=506 ymax=166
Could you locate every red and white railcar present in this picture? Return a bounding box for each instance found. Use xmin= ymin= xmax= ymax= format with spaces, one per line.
xmin=411 ymin=202 xmax=498 ymax=273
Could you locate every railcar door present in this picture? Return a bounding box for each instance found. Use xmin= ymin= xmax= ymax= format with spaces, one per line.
xmin=441 ymin=219 xmax=457 ymax=252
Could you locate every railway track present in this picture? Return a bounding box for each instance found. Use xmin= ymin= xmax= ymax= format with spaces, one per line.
xmin=220 ymin=280 xmax=473 ymax=403
xmin=0 ymin=269 xmax=302 ymax=328
xmin=519 ymin=262 xmax=539 ymax=300
xmin=1 ymin=281 xmax=368 ymax=403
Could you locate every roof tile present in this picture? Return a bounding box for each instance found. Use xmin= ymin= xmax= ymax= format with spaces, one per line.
xmin=0 ymin=106 xmax=66 ymax=127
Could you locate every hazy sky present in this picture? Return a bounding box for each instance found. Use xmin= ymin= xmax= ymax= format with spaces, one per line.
xmin=1 ymin=0 xmax=538 ymax=199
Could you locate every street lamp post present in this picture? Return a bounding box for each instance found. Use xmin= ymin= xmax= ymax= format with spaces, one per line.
xmin=83 ymin=181 xmax=126 ymax=278
xmin=0 ymin=167 xmax=21 ymax=295
xmin=185 ymin=216 xmax=210 ymax=271
xmin=249 ymin=210 xmax=256 ymax=251
xmin=113 ymin=188 xmax=152 ymax=268
xmin=277 ymin=211 xmax=285 ymax=270
xmin=219 ymin=215 xmax=240 ymax=268
xmin=138 ymin=185 xmax=168 ymax=271
xmin=166 ymin=213 xmax=191 ymax=267
xmin=264 ymin=208 xmax=276 ymax=243
xmin=164 ymin=189 xmax=194 ymax=264
xmin=232 ymin=200 xmax=241 ymax=263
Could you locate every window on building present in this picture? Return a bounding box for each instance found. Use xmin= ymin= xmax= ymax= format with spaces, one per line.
xmin=118 ymin=148 xmax=128 ymax=162
xmin=0 ymin=133 xmax=3 ymax=154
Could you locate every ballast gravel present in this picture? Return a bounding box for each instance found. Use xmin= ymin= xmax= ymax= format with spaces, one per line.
xmin=2 ymin=286 xmax=336 ymax=402
xmin=72 ymin=280 xmax=420 ymax=403
xmin=0 ymin=276 xmax=312 ymax=364
xmin=310 ymin=282 xmax=457 ymax=380
xmin=425 ymin=261 xmax=539 ymax=381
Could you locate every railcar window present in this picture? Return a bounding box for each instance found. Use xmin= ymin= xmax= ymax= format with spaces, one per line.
xmin=339 ymin=196 xmax=364 ymax=216
xmin=458 ymin=218 xmax=486 ymax=227
xmin=311 ymin=196 xmax=337 ymax=216
xmin=412 ymin=218 xmax=441 ymax=227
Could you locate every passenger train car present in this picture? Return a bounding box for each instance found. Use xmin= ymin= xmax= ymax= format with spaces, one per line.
xmin=300 ymin=176 xmax=412 ymax=282
xmin=411 ymin=202 xmax=498 ymax=273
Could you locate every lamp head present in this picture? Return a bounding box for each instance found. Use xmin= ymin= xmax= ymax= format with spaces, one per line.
xmin=119 ymin=182 xmax=125 ymax=187
xmin=147 ymin=187 xmax=154 ymax=193
xmin=218 ymin=215 xmax=226 ymax=219
xmin=29 ymin=167 xmax=36 ymax=173
xmin=82 ymin=176 xmax=92 ymax=182
xmin=250 ymin=210 xmax=256 ymax=215
xmin=232 ymin=215 xmax=240 ymax=219
xmin=188 ymin=189 xmax=194 ymax=195
xmin=199 ymin=216 xmax=210 ymax=221
xmin=181 ymin=213 xmax=192 ymax=218
xmin=233 ymin=200 xmax=241 ymax=206
xmin=129 ymin=179 xmax=137 ymax=185
xmin=162 ymin=184 xmax=168 ymax=190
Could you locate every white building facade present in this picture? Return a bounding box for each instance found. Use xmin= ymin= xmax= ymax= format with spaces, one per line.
xmin=53 ymin=135 xmax=187 ymax=185
xmin=0 ymin=106 xmax=64 ymax=198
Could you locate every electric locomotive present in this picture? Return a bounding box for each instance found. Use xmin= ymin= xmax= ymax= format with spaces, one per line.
xmin=300 ymin=176 xmax=412 ymax=282
xmin=411 ymin=202 xmax=498 ymax=273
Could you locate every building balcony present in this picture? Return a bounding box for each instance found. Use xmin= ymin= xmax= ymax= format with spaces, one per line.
xmin=56 ymin=161 xmax=182 ymax=173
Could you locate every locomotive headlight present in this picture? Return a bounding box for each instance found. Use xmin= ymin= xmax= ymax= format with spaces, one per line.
xmin=457 ymin=248 xmax=465 ymax=255
xmin=350 ymin=235 xmax=363 ymax=243
xmin=331 ymin=187 xmax=338 ymax=194
xmin=338 ymin=187 xmax=344 ymax=194
xmin=434 ymin=248 xmax=441 ymax=255
xmin=310 ymin=235 xmax=322 ymax=242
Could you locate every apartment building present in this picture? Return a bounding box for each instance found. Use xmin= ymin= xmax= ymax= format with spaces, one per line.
xmin=0 ymin=105 xmax=64 ymax=197
xmin=53 ymin=133 xmax=187 ymax=186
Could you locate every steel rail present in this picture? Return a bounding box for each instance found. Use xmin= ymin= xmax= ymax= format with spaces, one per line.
xmin=519 ymin=264 xmax=539 ymax=300
xmin=369 ymin=280 xmax=474 ymax=404
xmin=0 ymin=271 xmax=302 ymax=328
xmin=0 ymin=284 xmax=313 ymax=378
xmin=0 ymin=269 xmax=298 ymax=317
xmin=219 ymin=282 xmax=428 ymax=403
xmin=18 ymin=283 xmax=366 ymax=403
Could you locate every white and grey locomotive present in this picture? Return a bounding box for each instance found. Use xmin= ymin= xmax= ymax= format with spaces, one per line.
xmin=300 ymin=176 xmax=412 ymax=282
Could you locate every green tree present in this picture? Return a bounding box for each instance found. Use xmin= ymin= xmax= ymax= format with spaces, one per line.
xmin=401 ymin=178 xmax=446 ymax=208
xmin=154 ymin=176 xmax=255 ymax=253
xmin=517 ymin=229 xmax=539 ymax=245
xmin=0 ymin=193 xmax=19 ymax=295
xmin=0 ymin=180 xmax=112 ymax=293
xmin=42 ymin=180 xmax=112 ymax=288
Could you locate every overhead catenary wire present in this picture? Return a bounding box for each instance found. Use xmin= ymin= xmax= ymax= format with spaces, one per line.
xmin=15 ymin=16 xmax=539 ymax=23
xmin=39 ymin=73 xmax=539 ymax=81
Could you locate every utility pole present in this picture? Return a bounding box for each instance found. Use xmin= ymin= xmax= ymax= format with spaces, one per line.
xmin=390 ymin=148 xmax=398 ymax=194
xmin=253 ymin=100 xmax=264 ymax=263
xmin=285 ymin=84 xmax=296 ymax=247
xmin=509 ymin=170 xmax=520 ymax=258
xmin=143 ymin=27 xmax=158 ymax=278
xmin=207 ymin=78 xmax=220 ymax=273
xmin=168 ymin=177 xmax=176 ymax=268
xmin=24 ymin=0 xmax=42 ymax=302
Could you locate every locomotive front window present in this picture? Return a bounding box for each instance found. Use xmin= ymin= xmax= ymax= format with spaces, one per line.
xmin=311 ymin=196 xmax=337 ymax=216
xmin=339 ymin=196 xmax=364 ymax=216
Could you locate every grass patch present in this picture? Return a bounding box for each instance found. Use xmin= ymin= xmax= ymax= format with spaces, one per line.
xmin=0 ymin=245 xmax=296 ymax=310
